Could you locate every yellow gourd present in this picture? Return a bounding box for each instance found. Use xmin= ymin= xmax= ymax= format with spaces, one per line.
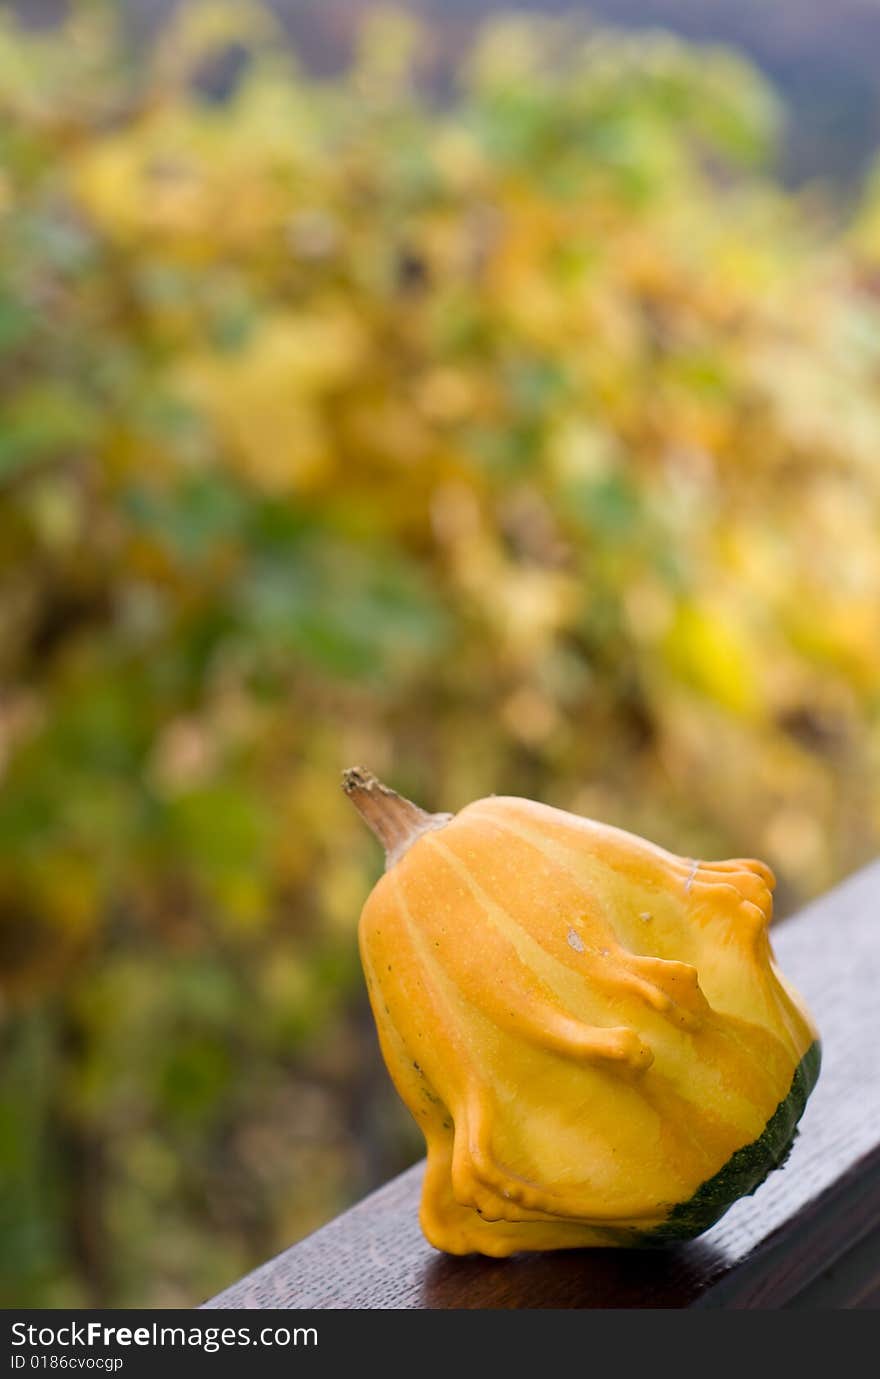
xmin=344 ymin=769 xmax=820 ymax=1256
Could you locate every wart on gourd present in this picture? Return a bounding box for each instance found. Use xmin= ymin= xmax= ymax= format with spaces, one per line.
xmin=344 ymin=768 xmax=820 ymax=1257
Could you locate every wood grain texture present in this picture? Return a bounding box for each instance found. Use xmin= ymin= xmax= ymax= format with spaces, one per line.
xmin=204 ymin=862 xmax=880 ymax=1309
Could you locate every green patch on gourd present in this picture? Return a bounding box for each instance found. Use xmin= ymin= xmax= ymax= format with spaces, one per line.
xmin=636 ymin=1040 xmax=821 ymax=1245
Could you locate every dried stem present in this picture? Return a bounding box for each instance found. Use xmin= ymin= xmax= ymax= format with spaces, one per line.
xmin=342 ymin=767 xmax=452 ymax=870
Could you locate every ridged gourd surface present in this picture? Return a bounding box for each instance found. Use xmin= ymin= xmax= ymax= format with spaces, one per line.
xmin=358 ymin=795 xmax=819 ymax=1255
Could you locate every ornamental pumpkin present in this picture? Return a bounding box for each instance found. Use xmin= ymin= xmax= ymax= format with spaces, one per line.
xmin=343 ymin=769 xmax=820 ymax=1256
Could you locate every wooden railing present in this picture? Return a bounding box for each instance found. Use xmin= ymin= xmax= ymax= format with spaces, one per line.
xmin=205 ymin=863 xmax=880 ymax=1309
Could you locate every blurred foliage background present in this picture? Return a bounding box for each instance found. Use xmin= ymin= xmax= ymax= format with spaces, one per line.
xmin=3 ymin=0 xmax=880 ymax=1306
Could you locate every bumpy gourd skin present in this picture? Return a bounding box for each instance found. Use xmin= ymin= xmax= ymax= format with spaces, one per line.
xmin=357 ymin=794 xmax=819 ymax=1256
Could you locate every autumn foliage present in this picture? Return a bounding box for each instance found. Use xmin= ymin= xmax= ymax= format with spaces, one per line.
xmin=2 ymin=3 xmax=880 ymax=1304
